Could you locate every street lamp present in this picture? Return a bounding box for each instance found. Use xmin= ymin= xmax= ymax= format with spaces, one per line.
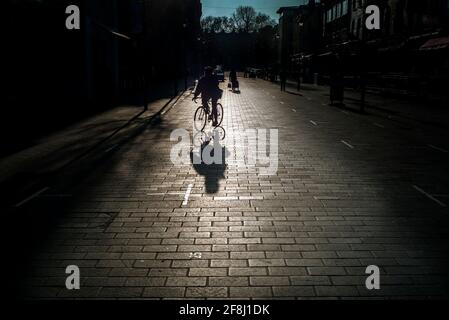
xmin=297 ymin=19 xmax=304 ymax=92
xmin=140 ymin=0 xmax=148 ymax=111
xmin=183 ymin=22 xmax=188 ymax=91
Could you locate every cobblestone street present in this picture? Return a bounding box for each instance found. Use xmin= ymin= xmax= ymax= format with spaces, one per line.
xmin=8 ymin=77 xmax=449 ymax=299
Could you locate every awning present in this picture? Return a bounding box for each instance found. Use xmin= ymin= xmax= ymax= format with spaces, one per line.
xmin=420 ymin=37 xmax=449 ymax=51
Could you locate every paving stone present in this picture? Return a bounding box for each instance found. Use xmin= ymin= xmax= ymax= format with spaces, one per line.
xmin=17 ymin=79 xmax=449 ymax=299
xmin=209 ymin=277 xmax=249 ymax=287
xmin=229 ymin=287 xmax=272 ymax=298
xmin=166 ymin=277 xmax=207 ymax=287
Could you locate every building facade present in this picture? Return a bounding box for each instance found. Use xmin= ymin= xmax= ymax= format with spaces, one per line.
xmin=277 ymin=6 xmax=301 ymax=70
xmin=322 ymin=0 xmax=351 ymax=46
xmin=277 ymin=1 xmax=324 ymax=82
xmin=4 ymin=0 xmax=202 ymax=155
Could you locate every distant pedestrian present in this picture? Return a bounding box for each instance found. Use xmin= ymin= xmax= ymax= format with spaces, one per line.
xmin=229 ymin=69 xmax=239 ymax=92
xmin=297 ymin=70 xmax=301 ymax=92
xmin=280 ymin=70 xmax=287 ymax=92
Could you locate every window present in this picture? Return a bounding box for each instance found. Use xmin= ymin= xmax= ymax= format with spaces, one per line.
xmin=333 ymin=5 xmax=337 ymax=19
xmin=343 ymin=0 xmax=348 ymax=15
xmin=336 ymin=3 xmax=341 ymax=17
xmin=357 ymin=18 xmax=362 ymax=38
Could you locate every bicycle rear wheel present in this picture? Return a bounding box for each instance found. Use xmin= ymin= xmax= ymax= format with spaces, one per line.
xmin=194 ymin=107 xmax=207 ymax=131
xmin=216 ymin=103 xmax=224 ymax=127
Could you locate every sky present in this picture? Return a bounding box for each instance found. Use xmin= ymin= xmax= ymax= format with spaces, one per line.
xmin=201 ymin=0 xmax=312 ymax=20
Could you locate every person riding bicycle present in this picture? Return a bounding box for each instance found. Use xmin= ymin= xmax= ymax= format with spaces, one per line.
xmin=193 ymin=66 xmax=222 ymax=127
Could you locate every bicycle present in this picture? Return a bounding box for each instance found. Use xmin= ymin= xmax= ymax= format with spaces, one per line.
xmin=193 ymin=126 xmax=226 ymax=147
xmin=193 ymin=97 xmax=224 ymax=132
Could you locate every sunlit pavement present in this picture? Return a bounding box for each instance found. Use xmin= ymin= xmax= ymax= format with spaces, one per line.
xmin=11 ymin=77 xmax=449 ymax=299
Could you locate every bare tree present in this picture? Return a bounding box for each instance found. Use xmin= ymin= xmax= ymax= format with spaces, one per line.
xmin=201 ymin=6 xmax=277 ymax=33
xmin=201 ymin=16 xmax=235 ymax=33
xmin=232 ymin=6 xmax=257 ymax=32
xmin=201 ymin=16 xmax=215 ymax=33
xmin=254 ymin=13 xmax=277 ymax=30
xmin=221 ymin=16 xmax=236 ymax=33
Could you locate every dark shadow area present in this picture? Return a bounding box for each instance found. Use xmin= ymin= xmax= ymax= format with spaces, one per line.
xmin=190 ymin=141 xmax=228 ymax=194
xmin=0 ymin=93 xmax=182 ymax=209
xmin=3 ymin=106 xmax=178 ymax=299
xmin=285 ymin=90 xmax=303 ymax=96
xmin=3 ymin=0 xmax=201 ymax=159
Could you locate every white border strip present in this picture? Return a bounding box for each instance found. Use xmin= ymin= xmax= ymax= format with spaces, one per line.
xmin=182 ymin=184 xmax=193 ymax=206
xmin=15 ymin=187 xmax=50 ymax=208
xmin=413 ymin=185 xmax=447 ymax=208
xmin=341 ymin=140 xmax=354 ymax=149
xmin=428 ymin=145 xmax=449 ymax=154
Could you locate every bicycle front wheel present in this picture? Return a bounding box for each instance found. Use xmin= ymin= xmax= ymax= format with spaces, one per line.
xmin=212 ymin=126 xmax=226 ymax=141
xmin=194 ymin=107 xmax=207 ymax=131
xmin=216 ymin=103 xmax=224 ymax=127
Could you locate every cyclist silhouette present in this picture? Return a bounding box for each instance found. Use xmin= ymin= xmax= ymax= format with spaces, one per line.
xmin=193 ymin=66 xmax=222 ymax=127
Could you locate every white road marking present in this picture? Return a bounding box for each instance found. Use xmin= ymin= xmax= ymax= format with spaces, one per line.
xmin=341 ymin=140 xmax=354 ymax=149
xmin=428 ymin=144 xmax=449 ymax=154
xmin=280 ymin=101 xmax=285 ymax=104
xmin=147 ymin=192 xmax=186 ymax=196
xmin=182 ymin=184 xmax=193 ymax=206
xmin=413 ymin=185 xmax=447 ymax=207
xmin=15 ymin=187 xmax=50 ymax=208
xmin=310 ymin=120 xmax=318 ymax=126
xmin=239 ymin=196 xmax=264 ymax=200
xmin=373 ymin=123 xmax=385 ymax=128
xmin=105 ymin=144 xmax=119 ymax=153
xmin=314 ymin=196 xmax=340 ymax=200
xmin=214 ymin=196 xmax=238 ymax=200
xmin=291 ymin=109 xmax=297 ymax=113
xmin=341 ymin=110 xmax=349 ymax=115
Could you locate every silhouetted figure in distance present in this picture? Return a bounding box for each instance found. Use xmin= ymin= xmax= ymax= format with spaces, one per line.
xmin=229 ymin=69 xmax=239 ymax=92
xmin=280 ymin=69 xmax=287 ymax=92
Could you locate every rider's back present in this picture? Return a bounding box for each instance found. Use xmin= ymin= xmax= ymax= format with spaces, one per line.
xmin=197 ymin=74 xmax=219 ymax=97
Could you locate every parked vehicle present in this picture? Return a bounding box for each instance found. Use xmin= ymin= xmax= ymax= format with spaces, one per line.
xmin=248 ymin=68 xmax=257 ymax=79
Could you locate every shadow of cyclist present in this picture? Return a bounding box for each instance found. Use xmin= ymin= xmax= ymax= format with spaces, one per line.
xmin=190 ymin=140 xmax=229 ymax=194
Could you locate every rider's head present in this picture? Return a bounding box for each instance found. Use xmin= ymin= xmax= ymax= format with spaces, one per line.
xmin=204 ymin=66 xmax=213 ymax=77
